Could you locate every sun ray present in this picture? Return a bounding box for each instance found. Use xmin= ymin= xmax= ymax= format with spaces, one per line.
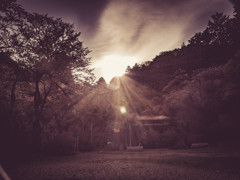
xmin=119 ymin=75 xmax=160 ymax=113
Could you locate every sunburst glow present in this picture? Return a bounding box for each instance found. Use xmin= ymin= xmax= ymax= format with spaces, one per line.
xmin=120 ymin=106 xmax=127 ymax=114
xmin=95 ymin=54 xmax=138 ymax=83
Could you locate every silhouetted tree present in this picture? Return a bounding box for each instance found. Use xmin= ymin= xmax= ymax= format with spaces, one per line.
xmin=230 ymin=0 xmax=240 ymax=19
xmin=0 ymin=0 xmax=94 ymax=152
xmin=207 ymin=13 xmax=232 ymax=45
xmin=188 ymin=13 xmax=232 ymax=47
xmin=0 ymin=0 xmax=27 ymax=51
xmin=229 ymin=0 xmax=240 ymax=50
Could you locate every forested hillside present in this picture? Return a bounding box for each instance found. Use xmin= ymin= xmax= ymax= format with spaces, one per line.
xmin=125 ymin=1 xmax=240 ymax=147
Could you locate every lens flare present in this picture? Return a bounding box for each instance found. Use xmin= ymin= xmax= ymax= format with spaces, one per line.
xmin=120 ymin=106 xmax=127 ymax=114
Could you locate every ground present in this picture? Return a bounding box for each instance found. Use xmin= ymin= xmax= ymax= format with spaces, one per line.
xmin=6 ymin=148 xmax=240 ymax=180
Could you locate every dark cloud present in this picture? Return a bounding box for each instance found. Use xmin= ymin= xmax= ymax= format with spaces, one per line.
xmin=17 ymin=0 xmax=110 ymax=35
xmin=124 ymin=0 xmax=191 ymax=7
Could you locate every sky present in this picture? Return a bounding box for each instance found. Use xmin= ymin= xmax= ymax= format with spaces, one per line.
xmin=17 ymin=0 xmax=233 ymax=82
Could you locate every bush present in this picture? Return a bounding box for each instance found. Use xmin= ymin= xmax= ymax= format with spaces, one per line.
xmin=42 ymin=134 xmax=77 ymax=155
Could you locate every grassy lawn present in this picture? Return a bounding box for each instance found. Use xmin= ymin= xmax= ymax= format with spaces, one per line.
xmin=6 ymin=148 xmax=240 ymax=180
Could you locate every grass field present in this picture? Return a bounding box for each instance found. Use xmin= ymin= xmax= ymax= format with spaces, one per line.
xmin=6 ymin=148 xmax=240 ymax=180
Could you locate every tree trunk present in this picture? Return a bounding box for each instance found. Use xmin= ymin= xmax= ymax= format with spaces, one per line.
xmin=32 ymin=80 xmax=42 ymax=152
xmin=32 ymin=117 xmax=42 ymax=153
xmin=10 ymin=80 xmax=17 ymax=109
xmin=90 ymin=121 xmax=93 ymax=145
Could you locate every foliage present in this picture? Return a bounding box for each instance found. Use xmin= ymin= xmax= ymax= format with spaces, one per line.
xmin=161 ymin=54 xmax=240 ymax=145
xmin=0 ymin=0 xmax=95 ymax=158
xmin=125 ymin=6 xmax=240 ymax=147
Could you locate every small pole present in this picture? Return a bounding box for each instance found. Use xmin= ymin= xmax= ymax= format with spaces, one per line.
xmin=129 ymin=122 xmax=132 ymax=146
xmin=90 ymin=121 xmax=93 ymax=145
xmin=76 ymin=135 xmax=79 ymax=152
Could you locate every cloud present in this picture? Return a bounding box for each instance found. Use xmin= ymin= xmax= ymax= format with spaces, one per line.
xmin=18 ymin=0 xmax=110 ymax=36
xmin=89 ymin=0 xmax=233 ymax=64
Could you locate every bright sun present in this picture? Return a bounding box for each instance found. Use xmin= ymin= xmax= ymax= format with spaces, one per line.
xmin=95 ymin=54 xmax=138 ymax=83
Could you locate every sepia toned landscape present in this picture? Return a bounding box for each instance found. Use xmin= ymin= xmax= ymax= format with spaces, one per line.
xmin=1 ymin=0 xmax=240 ymax=179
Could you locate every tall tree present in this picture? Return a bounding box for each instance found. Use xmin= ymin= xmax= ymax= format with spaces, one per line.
xmin=0 ymin=0 xmax=94 ymax=151
xmin=188 ymin=13 xmax=232 ymax=47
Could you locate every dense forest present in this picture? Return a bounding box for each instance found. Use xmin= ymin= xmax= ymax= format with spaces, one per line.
xmin=1 ymin=0 xmax=240 ymax=167
xmin=126 ymin=0 xmax=240 ymax=147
